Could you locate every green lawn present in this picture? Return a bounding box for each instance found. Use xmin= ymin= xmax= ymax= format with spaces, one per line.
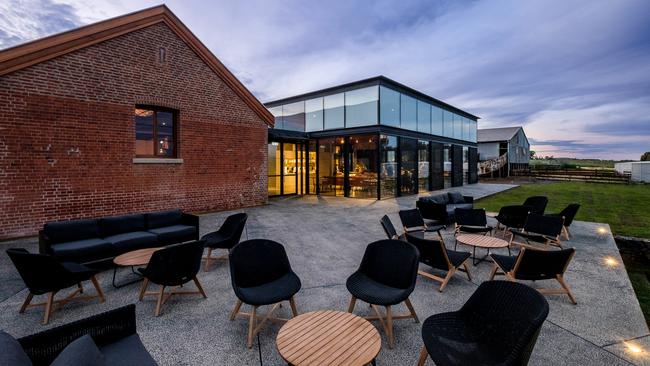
xmin=475 ymin=182 xmax=650 ymax=239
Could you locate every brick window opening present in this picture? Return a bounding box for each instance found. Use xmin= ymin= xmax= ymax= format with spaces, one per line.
xmin=135 ymin=106 xmax=177 ymax=158
xmin=158 ymin=47 xmax=167 ymax=63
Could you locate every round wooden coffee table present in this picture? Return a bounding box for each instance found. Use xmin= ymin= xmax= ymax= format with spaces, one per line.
xmin=456 ymin=234 xmax=510 ymax=265
xmin=277 ymin=310 xmax=381 ymax=366
xmin=112 ymin=247 xmax=162 ymax=288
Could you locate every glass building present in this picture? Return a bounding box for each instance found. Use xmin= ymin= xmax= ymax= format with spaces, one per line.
xmin=266 ymin=76 xmax=479 ymax=199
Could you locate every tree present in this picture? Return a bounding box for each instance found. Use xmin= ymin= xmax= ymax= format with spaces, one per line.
xmin=641 ymin=152 xmax=650 ymax=161
xmin=530 ymin=150 xmax=536 ymax=159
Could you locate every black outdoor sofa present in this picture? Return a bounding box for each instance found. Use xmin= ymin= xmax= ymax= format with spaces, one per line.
xmin=416 ymin=192 xmax=474 ymax=224
xmin=1 ymin=304 xmax=156 ymax=366
xmin=39 ymin=209 xmax=199 ymax=265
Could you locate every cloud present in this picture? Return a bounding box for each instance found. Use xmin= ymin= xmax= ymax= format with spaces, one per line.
xmin=1 ymin=0 xmax=649 ymax=159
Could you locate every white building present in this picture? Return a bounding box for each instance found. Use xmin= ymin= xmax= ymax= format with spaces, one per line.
xmin=614 ymin=162 xmax=650 ymax=183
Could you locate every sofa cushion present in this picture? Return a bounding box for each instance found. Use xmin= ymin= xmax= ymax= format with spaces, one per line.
xmin=147 ymin=225 xmax=196 ymax=245
xmin=51 ymin=335 xmax=105 ymax=366
xmin=427 ymin=194 xmax=448 ymax=205
xmin=104 ymin=232 xmax=158 ymax=253
xmin=99 ymin=214 xmax=146 ymax=237
xmin=51 ymin=238 xmax=115 ymax=263
xmin=146 ymin=210 xmax=183 ymax=229
xmin=100 ymin=334 xmax=157 ymax=366
xmin=448 ymin=192 xmax=466 ymax=204
xmin=0 ymin=331 xmax=32 ymax=366
xmin=43 ymin=219 xmax=100 ymax=244
xmin=446 ymin=203 xmax=474 ymax=218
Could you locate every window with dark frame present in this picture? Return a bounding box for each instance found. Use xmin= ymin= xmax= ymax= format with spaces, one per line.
xmin=134 ymin=106 xmax=177 ymax=158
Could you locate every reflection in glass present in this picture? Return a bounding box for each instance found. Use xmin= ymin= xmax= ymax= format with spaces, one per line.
xmin=400 ymin=94 xmax=417 ymax=131
xmin=463 ymin=146 xmax=469 ymax=185
xmin=282 ymin=102 xmax=305 ymax=131
xmin=453 ymin=114 xmax=462 ymax=140
xmin=432 ymin=106 xmax=443 ymax=136
xmin=269 ymin=106 xmax=283 ymax=129
xmin=417 ymin=100 xmax=431 ymax=134
xmin=463 ymin=117 xmax=470 ymax=141
xmin=400 ymin=137 xmax=418 ymax=195
xmin=470 ymin=120 xmax=477 ymax=142
xmin=379 ymin=86 xmax=400 ymax=127
xmin=443 ymin=111 xmax=454 ymax=138
xmin=305 ymin=98 xmax=324 ymax=132
xmin=268 ymin=142 xmax=281 ymax=196
xmin=443 ymin=145 xmax=452 ymax=188
xmin=345 ymin=87 xmax=378 ymax=128
xmin=348 ymin=135 xmax=378 ymax=198
xmin=318 ymin=137 xmax=345 ymax=196
xmin=380 ymin=135 xmax=398 ymax=199
xmin=156 ymin=111 xmax=174 ymax=157
xmin=324 ymin=93 xmax=344 ymax=130
xmin=135 ymin=108 xmax=154 ymax=156
xmin=418 ymin=140 xmax=430 ymax=192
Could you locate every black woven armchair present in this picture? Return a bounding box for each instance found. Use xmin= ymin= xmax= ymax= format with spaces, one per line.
xmin=346 ymin=239 xmax=420 ymax=348
xmin=399 ymin=209 xmax=446 ymax=242
xmin=523 ymin=196 xmax=548 ymax=215
xmin=138 ymin=240 xmax=207 ymax=316
xmin=6 ymin=248 xmax=105 ymax=325
xmin=417 ymin=281 xmax=549 ymax=366
xmin=546 ymin=203 xmax=580 ymax=240
xmin=510 ymin=213 xmax=564 ymax=248
xmin=490 ymin=247 xmax=577 ymax=304
xmin=405 ymin=233 xmax=472 ymax=292
xmin=454 ymin=208 xmax=493 ymax=236
xmin=229 ymin=239 xmax=301 ymax=348
xmin=201 ymin=212 xmax=248 ymax=271
xmin=495 ymin=205 xmax=530 ymax=234
xmin=380 ymin=215 xmax=399 ymax=240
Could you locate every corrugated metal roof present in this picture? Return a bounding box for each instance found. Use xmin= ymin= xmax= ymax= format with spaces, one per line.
xmin=477 ymin=127 xmax=523 ymax=142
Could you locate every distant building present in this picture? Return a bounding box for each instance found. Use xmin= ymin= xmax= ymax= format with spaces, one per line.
xmin=477 ymin=126 xmax=529 ymax=177
xmin=614 ymin=162 xmax=650 ymax=183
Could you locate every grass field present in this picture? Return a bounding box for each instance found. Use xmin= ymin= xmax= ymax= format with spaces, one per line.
xmin=475 ymin=182 xmax=650 ymax=238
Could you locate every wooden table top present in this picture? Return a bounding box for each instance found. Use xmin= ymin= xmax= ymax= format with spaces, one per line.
xmin=276 ymin=310 xmax=381 ymax=366
xmin=456 ymin=234 xmax=509 ymax=249
xmin=113 ymin=247 xmax=162 ymax=267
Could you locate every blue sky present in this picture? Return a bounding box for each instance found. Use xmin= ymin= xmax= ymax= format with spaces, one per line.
xmin=1 ymin=0 xmax=649 ymax=160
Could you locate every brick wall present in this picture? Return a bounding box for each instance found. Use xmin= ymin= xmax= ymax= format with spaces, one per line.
xmin=0 ymin=23 xmax=268 ymax=240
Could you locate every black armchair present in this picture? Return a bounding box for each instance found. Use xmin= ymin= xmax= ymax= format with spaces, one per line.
xmin=547 ymin=203 xmax=580 ymax=240
xmin=417 ymin=280 xmax=549 ymax=366
xmin=201 ymin=212 xmax=248 ymax=271
xmin=509 ymin=213 xmax=564 ymax=248
xmin=405 ymin=233 xmax=472 ymax=292
xmin=138 ymin=240 xmax=207 ymax=316
xmin=495 ymin=205 xmax=530 ymax=234
xmin=6 ymin=248 xmax=105 ymax=325
xmin=523 ymin=196 xmax=548 ymax=215
xmin=380 ymin=215 xmax=399 ymax=240
xmin=490 ymin=247 xmax=577 ymax=304
xmin=346 ymin=239 xmax=420 ymax=348
xmin=229 ymin=239 xmax=301 ymax=348
xmin=399 ymin=209 xmax=445 ymax=242
xmin=454 ymin=208 xmax=493 ymax=235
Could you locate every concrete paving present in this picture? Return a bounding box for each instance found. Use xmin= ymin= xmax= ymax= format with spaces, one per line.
xmin=0 ymin=183 xmax=648 ymax=365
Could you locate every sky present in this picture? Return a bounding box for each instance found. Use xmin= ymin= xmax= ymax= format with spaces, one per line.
xmin=1 ymin=0 xmax=649 ymax=160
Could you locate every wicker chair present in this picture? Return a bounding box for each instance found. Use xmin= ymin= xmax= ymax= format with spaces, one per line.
xmin=417 ymin=281 xmax=549 ymax=366
xmin=546 ymin=203 xmax=580 ymax=240
xmin=201 ymin=213 xmax=248 ymax=271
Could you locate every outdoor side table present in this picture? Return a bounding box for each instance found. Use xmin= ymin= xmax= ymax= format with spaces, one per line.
xmin=277 ymin=310 xmax=381 ymax=366
xmin=455 ymin=234 xmax=510 ymax=265
xmin=112 ymin=247 xmax=162 ymax=288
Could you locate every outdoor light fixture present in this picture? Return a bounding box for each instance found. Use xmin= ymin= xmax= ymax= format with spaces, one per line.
xmin=625 ymin=341 xmax=644 ymax=356
xmin=604 ymin=256 xmax=618 ymax=267
xmin=597 ymin=227 xmax=608 ymax=235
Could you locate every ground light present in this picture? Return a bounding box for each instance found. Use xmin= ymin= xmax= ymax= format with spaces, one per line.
xmin=624 ymin=341 xmax=645 ymax=356
xmin=604 ymin=256 xmax=619 ymax=267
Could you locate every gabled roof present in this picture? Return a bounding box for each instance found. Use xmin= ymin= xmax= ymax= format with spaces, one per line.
xmin=0 ymin=5 xmax=274 ymax=126
xmin=477 ymin=126 xmax=524 ymax=143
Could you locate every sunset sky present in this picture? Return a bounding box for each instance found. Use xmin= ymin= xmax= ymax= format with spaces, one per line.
xmin=1 ymin=0 xmax=648 ymax=159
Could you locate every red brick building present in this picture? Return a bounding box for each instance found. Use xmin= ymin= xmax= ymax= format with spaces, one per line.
xmin=0 ymin=6 xmax=274 ymax=239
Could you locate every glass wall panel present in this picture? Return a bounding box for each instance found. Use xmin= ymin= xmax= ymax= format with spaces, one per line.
xmin=269 ymin=106 xmax=283 ymax=129
xmin=305 ymin=98 xmax=324 ymax=132
xmin=470 ymin=120 xmax=477 ymax=142
xmin=443 ymin=145 xmax=452 ymax=188
xmin=349 ymin=134 xmax=378 ymax=198
xmin=432 ymin=106 xmax=443 ymax=136
xmin=318 ymin=137 xmax=345 ymax=196
xmin=308 ymin=141 xmax=317 ymax=194
xmin=268 ymin=142 xmax=281 ymax=196
xmin=463 ymin=117 xmax=471 ymax=141
xmin=345 ymin=86 xmax=378 ymax=128
xmin=282 ymin=102 xmax=305 ymax=132
xmin=400 ymin=95 xmax=417 ymax=131
xmin=417 ymin=100 xmax=431 ymax=133
xmin=324 ymin=93 xmax=345 ymax=130
xmin=453 ymin=114 xmax=462 ymax=140
xmin=418 ymin=140 xmax=430 ymax=192
xmin=463 ymin=146 xmax=469 ymax=185
xmin=135 ymin=108 xmax=154 ymax=156
xmin=380 ymin=135 xmax=398 ymax=199
xmin=400 ymin=137 xmax=418 ymax=196
xmin=443 ymin=111 xmax=454 ymax=138
xmin=282 ymin=143 xmax=298 ymax=194
xmin=379 ymin=86 xmax=400 ymax=127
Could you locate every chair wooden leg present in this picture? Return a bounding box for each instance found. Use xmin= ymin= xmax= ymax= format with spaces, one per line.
xmin=204 ymin=248 xmax=213 ymax=272
xmin=439 ymin=269 xmax=455 ymax=292
xmin=90 ymin=275 xmax=105 ymax=303
xmin=20 ymin=293 xmax=33 ymax=313
xmin=78 ymin=282 xmax=84 ymax=293
xmin=139 ymin=278 xmax=150 ymax=301
xmin=462 ymin=263 xmax=472 ymax=281
xmin=230 ymin=300 xmax=243 ymax=321
xmin=193 ymin=277 xmax=207 ymax=298
xmin=404 ymin=298 xmax=419 ymax=323
xmin=289 ymin=297 xmax=298 ymax=317
xmin=155 ymin=286 xmax=165 ymax=317
xmin=417 ymin=346 xmax=429 ymax=366
xmin=385 ymin=305 xmax=394 ymax=349
xmin=43 ymin=292 xmax=55 ymax=325
xmin=489 ymin=264 xmax=499 ymax=280
xmin=247 ymin=306 xmax=257 ymax=349
xmin=557 ymin=275 xmax=577 ymax=305
xmin=347 ymin=296 xmax=357 ymax=313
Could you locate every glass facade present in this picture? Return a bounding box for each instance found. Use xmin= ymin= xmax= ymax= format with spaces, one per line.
xmin=380 ymin=86 xmax=400 ymax=127
xmin=283 ymin=143 xmax=298 ymax=194
xmin=380 ymin=135 xmax=398 ymax=199
xmin=432 ymin=106 xmax=443 ymax=136
xmin=400 ymin=138 xmax=418 ymax=195
xmin=417 ymin=100 xmax=431 ymax=134
xmin=268 ymin=143 xmax=281 ymax=196
xmin=443 ymin=145 xmax=452 ymax=188
xmin=400 ymin=94 xmax=417 ymax=131
xmin=418 ymin=140 xmax=430 ymax=192
xmin=345 ymin=87 xmax=378 ymax=128
xmin=463 ymin=146 xmax=469 ymax=185
xmin=348 ymin=135 xmax=378 ymax=198
xmin=283 ymin=102 xmax=305 ymax=131
xmin=305 ymin=97 xmax=324 ymax=132
xmin=318 ymin=137 xmax=345 ymax=196
xmin=324 ymin=93 xmax=345 ymax=130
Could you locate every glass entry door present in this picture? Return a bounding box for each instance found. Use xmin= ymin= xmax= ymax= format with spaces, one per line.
xmin=268 ymin=141 xmax=307 ymax=196
xmin=400 ymin=137 xmax=418 ymax=195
